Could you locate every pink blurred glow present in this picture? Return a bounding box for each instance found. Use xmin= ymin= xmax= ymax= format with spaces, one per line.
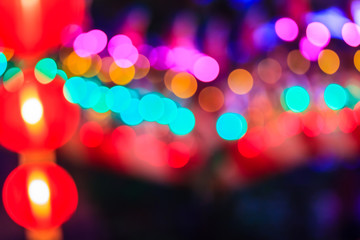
xmin=171 ymin=47 xmax=198 ymax=72
xmin=275 ymin=17 xmax=299 ymax=42
xmin=299 ymin=37 xmax=323 ymax=61
xmin=306 ymin=22 xmax=331 ymax=47
xmin=149 ymin=46 xmax=175 ymax=70
xmin=341 ymin=22 xmax=360 ymax=47
xmin=193 ymin=56 xmax=219 ymax=82
xmin=108 ymin=34 xmax=139 ymax=68
xmin=73 ymin=29 xmax=107 ymax=57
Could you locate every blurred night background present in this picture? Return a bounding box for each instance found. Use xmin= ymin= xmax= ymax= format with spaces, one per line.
xmin=2 ymin=0 xmax=360 ymax=239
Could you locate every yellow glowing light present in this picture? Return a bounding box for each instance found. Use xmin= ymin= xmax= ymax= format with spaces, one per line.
xmin=227 ymin=69 xmax=253 ymax=95
xmin=318 ymin=49 xmax=340 ymax=75
xmin=109 ymin=62 xmax=135 ymax=85
xmin=171 ymin=72 xmax=198 ymax=99
xmin=354 ymin=50 xmax=360 ymax=72
xmin=21 ymin=98 xmax=43 ymax=124
xmin=28 ymin=179 xmax=50 ymax=205
xmin=65 ymin=51 xmax=92 ymax=76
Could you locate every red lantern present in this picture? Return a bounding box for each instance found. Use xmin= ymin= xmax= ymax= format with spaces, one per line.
xmin=2 ymin=162 xmax=78 ymax=230
xmin=0 ymin=69 xmax=80 ymax=153
xmin=0 ymin=0 xmax=85 ymax=57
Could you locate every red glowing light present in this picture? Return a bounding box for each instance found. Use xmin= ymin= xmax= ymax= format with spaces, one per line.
xmin=167 ymin=141 xmax=190 ymax=168
xmin=0 ymin=0 xmax=85 ymax=57
xmin=338 ymin=108 xmax=357 ymax=133
xmin=2 ymin=162 xmax=78 ymax=230
xmin=0 ymin=69 xmax=80 ymax=153
xmin=79 ymin=121 xmax=104 ymax=148
xmin=238 ymin=128 xmax=266 ymax=158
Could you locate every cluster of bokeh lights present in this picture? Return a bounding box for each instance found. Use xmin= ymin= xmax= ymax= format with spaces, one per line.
xmin=1 ymin=6 xmax=360 ymax=167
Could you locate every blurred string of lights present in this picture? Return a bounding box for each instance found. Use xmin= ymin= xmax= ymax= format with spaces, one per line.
xmin=2 ymin=0 xmax=360 ymax=237
xmin=2 ymin=13 xmax=360 ymax=147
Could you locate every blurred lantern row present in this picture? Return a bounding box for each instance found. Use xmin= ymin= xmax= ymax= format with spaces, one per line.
xmin=0 ymin=0 xmax=85 ymax=235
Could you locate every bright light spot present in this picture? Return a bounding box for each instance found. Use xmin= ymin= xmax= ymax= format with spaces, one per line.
xmin=21 ymin=98 xmax=43 ymax=124
xmin=74 ymin=30 xmax=108 ymax=57
xmin=318 ymin=49 xmax=340 ymax=75
xmin=275 ymin=17 xmax=299 ymax=41
xmin=193 ymin=56 xmax=219 ymax=82
xmin=28 ymin=180 xmax=50 ymax=205
xmin=216 ymin=112 xmax=247 ymax=141
xmin=21 ymin=0 xmax=40 ymax=8
xmin=283 ymin=86 xmax=310 ymax=113
xmin=324 ymin=84 xmax=348 ymax=110
xmin=342 ymin=22 xmax=360 ymax=47
xmin=299 ymin=37 xmax=323 ymax=61
xmin=306 ymin=22 xmax=331 ymax=47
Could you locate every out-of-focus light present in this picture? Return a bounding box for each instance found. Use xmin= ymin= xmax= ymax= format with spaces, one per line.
xmin=253 ymin=23 xmax=278 ymax=50
xmin=92 ymin=86 xmax=110 ymax=113
xmin=108 ymin=35 xmax=138 ymax=68
xmin=134 ymin=54 xmax=150 ymax=79
xmin=3 ymin=163 xmax=78 ymax=230
xmin=0 ymin=52 xmax=7 ymax=76
xmin=341 ymin=22 xmax=360 ymax=47
xmin=139 ymin=93 xmax=165 ymax=122
xmin=171 ymin=72 xmax=198 ymax=99
xmin=74 ymin=30 xmax=107 ymax=57
xmin=3 ymin=67 xmax=24 ymax=92
xmin=78 ymin=81 xmax=101 ymax=109
xmin=109 ymin=62 xmax=135 ymax=85
xmin=149 ymin=46 xmax=174 ymax=70
xmin=283 ymin=86 xmax=310 ymax=113
xmin=354 ymin=50 xmax=360 ymax=72
xmin=287 ymin=50 xmax=310 ymax=75
xmin=351 ymin=0 xmax=360 ymax=25
xmin=277 ymin=112 xmax=302 ymax=137
xmin=193 ymin=56 xmax=219 ymax=82
xmin=80 ymin=121 xmax=104 ymax=148
xmin=299 ymin=37 xmax=323 ymax=61
xmin=275 ymin=17 xmax=299 ymax=41
xmin=57 ymin=70 xmax=68 ymax=81
xmin=338 ymin=108 xmax=357 ymax=133
xmin=324 ymin=84 xmax=348 ymax=110
xmin=21 ymin=98 xmax=43 ymax=124
xmin=318 ymin=49 xmax=340 ymax=75
xmin=120 ymin=98 xmax=144 ymax=126
xmin=157 ymin=98 xmax=178 ymax=125
xmin=198 ymin=86 xmax=224 ymax=112
xmin=306 ymin=7 xmax=350 ymax=39
xmin=28 ymin=179 xmax=50 ymax=205
xmin=169 ymin=108 xmax=195 ymax=135
xmin=34 ymin=58 xmax=57 ymax=84
xmin=167 ymin=141 xmax=190 ymax=168
xmin=306 ymin=22 xmax=331 ymax=47
xmin=64 ymin=51 xmax=91 ymax=76
xmin=105 ymin=86 xmax=131 ymax=113
xmin=237 ymin=127 xmax=265 ymax=158
xmin=216 ymin=112 xmax=247 ymax=140
xmin=63 ymin=77 xmax=86 ymax=104
xmin=257 ymin=58 xmax=282 ymax=84
xmin=302 ymin=111 xmax=324 ymax=137
xmin=228 ymin=69 xmax=253 ymax=94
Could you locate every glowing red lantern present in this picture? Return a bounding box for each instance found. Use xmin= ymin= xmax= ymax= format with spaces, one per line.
xmin=0 ymin=0 xmax=85 ymax=57
xmin=0 ymin=69 xmax=80 ymax=153
xmin=2 ymin=162 xmax=78 ymax=230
